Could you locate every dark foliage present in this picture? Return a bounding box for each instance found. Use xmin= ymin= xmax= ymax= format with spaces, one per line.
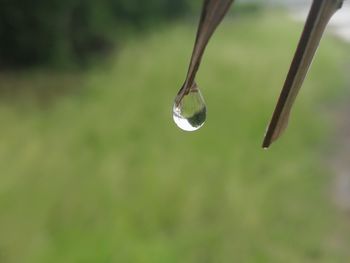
xmin=0 ymin=0 xmax=190 ymax=68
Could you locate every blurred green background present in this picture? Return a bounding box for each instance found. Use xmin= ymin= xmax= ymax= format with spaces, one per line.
xmin=1 ymin=0 xmax=350 ymax=262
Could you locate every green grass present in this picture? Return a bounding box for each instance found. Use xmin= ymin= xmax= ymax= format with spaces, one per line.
xmin=0 ymin=13 xmax=349 ymax=262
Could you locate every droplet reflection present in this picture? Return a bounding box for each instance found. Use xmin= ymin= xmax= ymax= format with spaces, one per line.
xmin=173 ymin=87 xmax=206 ymax=131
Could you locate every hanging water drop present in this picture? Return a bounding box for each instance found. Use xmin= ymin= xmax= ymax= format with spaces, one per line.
xmin=172 ymin=86 xmax=207 ymax=131
xmin=170 ymin=0 xmax=233 ymax=133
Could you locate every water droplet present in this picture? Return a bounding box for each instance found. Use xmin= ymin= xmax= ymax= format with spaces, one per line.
xmin=173 ymin=87 xmax=207 ymax=131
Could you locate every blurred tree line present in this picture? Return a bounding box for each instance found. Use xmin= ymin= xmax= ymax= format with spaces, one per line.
xmin=0 ymin=0 xmax=261 ymax=68
xmin=0 ymin=0 xmax=191 ymax=68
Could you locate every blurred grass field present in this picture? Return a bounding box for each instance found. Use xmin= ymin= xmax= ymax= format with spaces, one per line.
xmin=0 ymin=13 xmax=350 ymax=263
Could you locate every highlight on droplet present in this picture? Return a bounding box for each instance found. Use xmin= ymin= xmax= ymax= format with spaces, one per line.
xmin=172 ymin=87 xmax=206 ymax=131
